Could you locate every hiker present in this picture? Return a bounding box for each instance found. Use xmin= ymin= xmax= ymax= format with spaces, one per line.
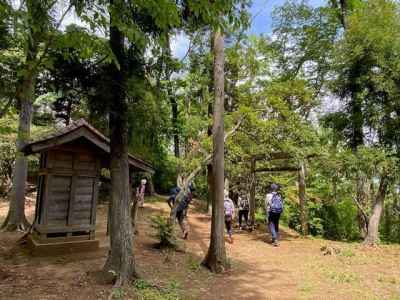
xmin=224 ymin=190 xmax=235 ymax=244
xmin=136 ymin=178 xmax=147 ymax=208
xmin=167 ymin=186 xmax=181 ymax=208
xmin=175 ymin=185 xmax=194 ymax=239
xmin=238 ymin=192 xmax=250 ymax=229
xmin=265 ymin=183 xmax=283 ymax=246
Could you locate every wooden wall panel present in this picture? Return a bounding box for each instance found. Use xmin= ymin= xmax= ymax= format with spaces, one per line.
xmin=53 ymin=152 xmax=74 ymax=169
xmin=71 ymin=176 xmax=95 ymax=225
xmin=47 ymin=175 xmax=71 ymax=226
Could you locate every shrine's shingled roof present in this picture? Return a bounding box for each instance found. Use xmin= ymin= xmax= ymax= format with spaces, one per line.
xmin=23 ymin=118 xmax=154 ymax=174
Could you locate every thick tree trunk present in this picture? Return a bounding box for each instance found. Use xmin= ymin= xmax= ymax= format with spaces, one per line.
xmin=249 ymin=158 xmax=256 ymax=228
xmin=2 ymin=53 xmax=36 ymax=232
xmin=2 ymin=100 xmax=32 ymax=231
xmin=298 ymin=163 xmax=308 ymax=235
xmin=364 ymin=175 xmax=389 ymax=246
xmin=103 ymin=7 xmax=136 ymax=284
xmin=203 ymin=29 xmax=228 ymax=273
xmin=206 ymin=83 xmax=213 ymax=214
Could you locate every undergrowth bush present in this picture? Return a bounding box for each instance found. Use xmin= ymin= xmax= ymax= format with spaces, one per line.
xmin=150 ymin=215 xmax=178 ymax=249
xmin=285 ymin=198 xmax=359 ymax=241
xmin=133 ymin=279 xmax=182 ymax=300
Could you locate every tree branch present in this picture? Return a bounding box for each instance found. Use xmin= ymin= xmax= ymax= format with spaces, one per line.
xmin=255 ymin=166 xmax=300 ymax=173
xmin=36 ymin=2 xmax=74 ymax=67
xmin=353 ymin=197 xmax=369 ymax=224
xmin=169 ymin=116 xmax=244 ymax=222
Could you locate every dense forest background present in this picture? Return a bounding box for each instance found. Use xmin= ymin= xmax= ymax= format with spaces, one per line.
xmin=1 ymin=0 xmax=400 ymax=247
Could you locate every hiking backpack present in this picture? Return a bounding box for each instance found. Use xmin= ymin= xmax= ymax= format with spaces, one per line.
xmin=240 ymin=197 xmax=249 ymax=210
xmin=270 ymin=193 xmax=283 ymax=214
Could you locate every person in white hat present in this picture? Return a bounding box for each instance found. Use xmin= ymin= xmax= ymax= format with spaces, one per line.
xmin=136 ymin=179 xmax=147 ymax=208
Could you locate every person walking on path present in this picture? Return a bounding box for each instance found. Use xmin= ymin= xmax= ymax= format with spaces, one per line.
xmin=224 ymin=190 xmax=235 ymax=244
xmin=136 ymin=178 xmax=147 ymax=207
xmin=265 ymin=183 xmax=284 ymax=246
xmin=175 ymin=186 xmax=194 ymax=239
xmin=167 ymin=186 xmax=181 ymax=208
xmin=238 ymin=192 xmax=250 ymax=230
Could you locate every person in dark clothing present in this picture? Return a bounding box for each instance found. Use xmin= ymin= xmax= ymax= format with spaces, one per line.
xmin=237 ymin=193 xmax=250 ymax=229
xmin=167 ymin=186 xmax=181 ymax=208
xmin=265 ymin=183 xmax=284 ymax=246
xmin=174 ymin=185 xmax=194 ymax=239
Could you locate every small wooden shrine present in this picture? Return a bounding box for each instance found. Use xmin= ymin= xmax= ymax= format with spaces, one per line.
xmin=23 ymin=119 xmax=154 ymax=256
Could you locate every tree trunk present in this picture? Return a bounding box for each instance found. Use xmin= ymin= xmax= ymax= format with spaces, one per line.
xmin=206 ymin=164 xmax=213 ymax=214
xmin=206 ymin=75 xmax=213 ymax=214
xmin=356 ymin=173 xmax=369 ymax=238
xmin=103 ymin=6 xmax=136 ymax=284
xmin=170 ymin=96 xmax=180 ymax=158
xmin=2 ymin=98 xmax=32 ymax=231
xmin=2 ymin=9 xmax=37 ymax=230
xmin=249 ymin=158 xmax=256 ymax=228
xmin=298 ymin=162 xmax=308 ymax=235
xmin=364 ymin=175 xmax=389 ymax=246
xmin=203 ymin=29 xmax=228 ymax=273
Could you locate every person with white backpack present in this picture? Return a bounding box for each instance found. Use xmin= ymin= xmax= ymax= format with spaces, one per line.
xmin=265 ymin=183 xmax=284 ymax=246
xmin=237 ymin=192 xmax=250 ymax=230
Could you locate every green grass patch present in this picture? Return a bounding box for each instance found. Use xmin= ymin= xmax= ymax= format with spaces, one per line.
xmin=340 ymin=248 xmax=356 ymax=258
xmin=110 ymin=287 xmax=125 ymax=299
xmin=186 ymin=256 xmax=202 ymax=272
xmin=132 ymin=279 xmax=183 ymax=300
xmin=324 ymin=269 xmax=359 ymax=284
xmin=298 ymin=281 xmax=314 ymax=295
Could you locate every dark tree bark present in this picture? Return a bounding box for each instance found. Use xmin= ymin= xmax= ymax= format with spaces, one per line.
xmin=206 ymin=65 xmax=213 ymax=214
xmin=330 ymin=0 xmax=347 ymax=28
xmin=298 ymin=162 xmax=308 ymax=235
xmin=170 ymin=96 xmax=180 ymax=157
xmin=249 ymin=158 xmax=256 ymax=228
xmin=356 ymin=174 xmax=369 ymax=238
xmin=206 ymin=164 xmax=213 ymax=214
xmin=103 ymin=4 xmax=136 ymax=284
xmin=203 ymin=29 xmax=228 ymax=273
xmin=364 ymin=175 xmax=389 ymax=246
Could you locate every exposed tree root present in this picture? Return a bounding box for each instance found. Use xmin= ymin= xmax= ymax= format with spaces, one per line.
xmin=1 ymin=213 xmax=31 ymax=232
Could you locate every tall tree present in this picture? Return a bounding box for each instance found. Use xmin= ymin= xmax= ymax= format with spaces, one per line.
xmin=1 ymin=0 xmax=72 ymax=231
xmin=102 ymin=0 xmax=135 ymax=283
xmin=203 ymin=28 xmax=228 ymax=272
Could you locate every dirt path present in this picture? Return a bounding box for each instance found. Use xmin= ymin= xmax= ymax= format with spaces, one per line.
xmin=150 ymin=200 xmax=400 ymax=300
xmin=0 ymin=197 xmax=399 ymax=299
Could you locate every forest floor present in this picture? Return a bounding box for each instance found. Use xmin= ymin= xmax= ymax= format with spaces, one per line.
xmin=0 ymin=195 xmax=400 ymax=300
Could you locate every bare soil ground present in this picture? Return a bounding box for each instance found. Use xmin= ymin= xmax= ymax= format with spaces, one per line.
xmin=0 ymin=196 xmax=399 ymax=299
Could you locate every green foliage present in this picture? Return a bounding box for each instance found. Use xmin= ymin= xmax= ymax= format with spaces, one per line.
xmin=150 ymin=215 xmax=178 ymax=249
xmin=0 ymin=112 xmax=52 ymax=195
xmin=133 ymin=279 xmax=182 ymax=300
